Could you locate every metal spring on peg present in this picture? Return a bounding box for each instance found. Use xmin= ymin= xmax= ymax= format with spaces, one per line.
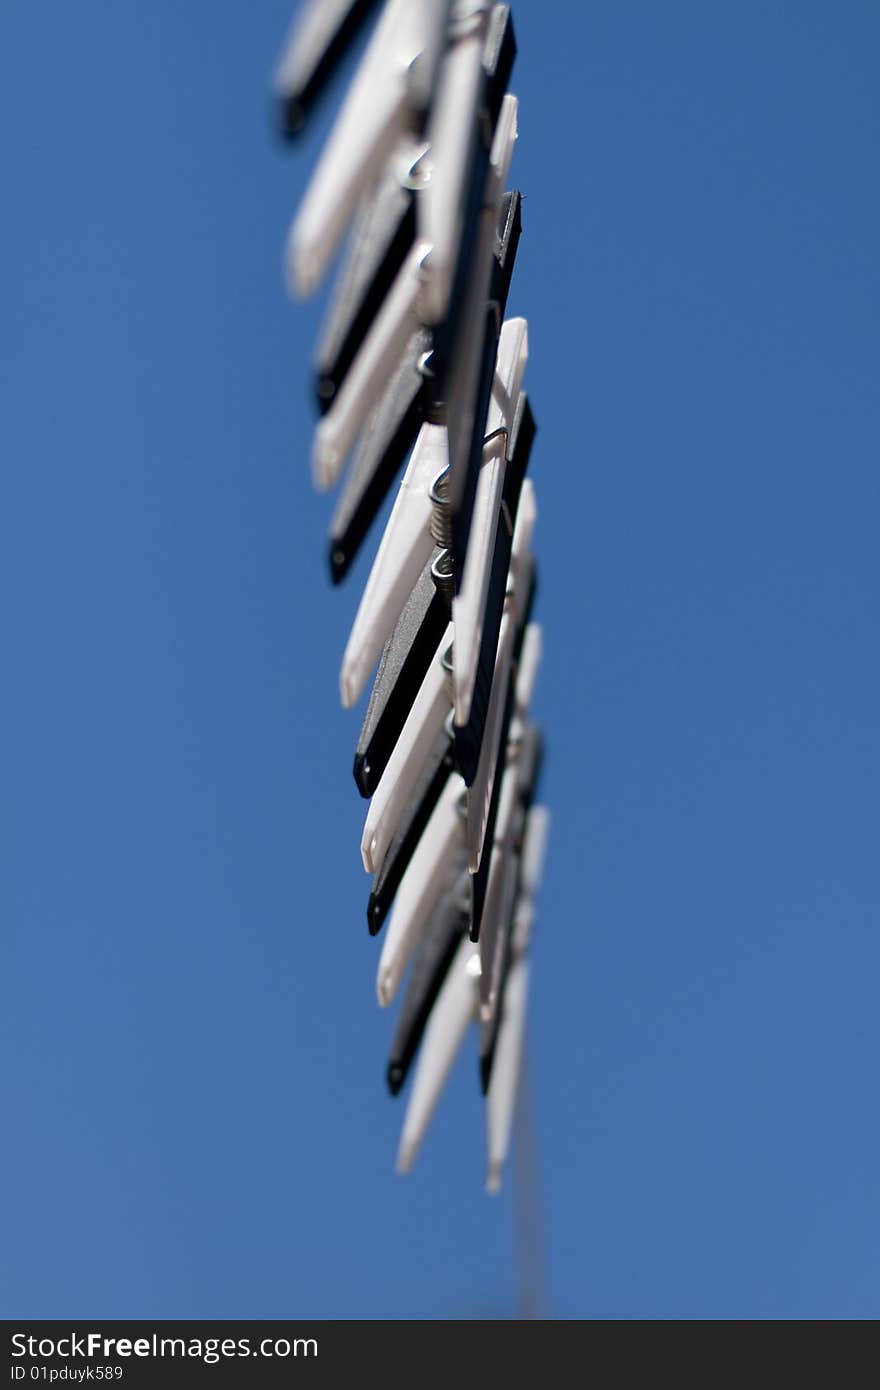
xmin=420 ymin=347 xmax=445 ymax=425
xmin=429 ymin=466 xmax=453 ymax=548
xmin=401 ymin=143 xmax=432 ymax=191
xmin=430 ymin=547 xmax=455 ymax=606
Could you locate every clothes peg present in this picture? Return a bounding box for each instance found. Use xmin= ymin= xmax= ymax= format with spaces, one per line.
xmin=353 ymin=559 xmax=449 ymax=797
xmin=312 ymin=156 xmax=419 ymax=410
xmin=396 ymin=934 xmax=479 ymax=1173
xmin=478 ymin=735 xmax=544 ymax=1090
xmin=477 ymin=717 xmax=542 ymax=1031
xmin=483 ymin=800 xmax=544 ymax=1089
xmin=429 ymin=179 xmax=521 ymax=401
xmin=274 ymin=0 xmax=382 ymax=138
xmin=475 ymin=758 xmax=521 ymax=1011
xmin=466 ymin=478 xmax=537 ymax=872
xmin=453 ymin=390 xmax=535 ymax=783
xmin=360 ymin=622 xmax=454 ymax=874
xmin=367 ymin=723 xmax=455 ymax=934
xmin=376 ymin=771 xmax=467 ymax=1006
xmin=417 ymin=0 xmax=493 ymax=325
xmin=477 ymin=802 xmax=523 ymax=1083
xmin=386 ymin=861 xmax=469 ymax=1094
xmin=451 ymin=315 xmax=528 ymax=736
xmin=481 ymin=4 xmax=517 ymax=127
xmin=509 ymin=803 xmax=550 ymax=956
xmin=340 ymin=422 xmax=449 ymax=706
xmin=485 ymin=955 xmax=528 ymax=1192
xmin=478 ymin=805 xmax=521 ymax=1091
xmin=439 ymin=93 xmax=518 ymax=533
xmin=327 ymin=328 xmax=431 ymax=584
xmin=313 ymin=240 xmax=433 ymax=491
xmin=469 ymin=609 xmax=540 ymax=938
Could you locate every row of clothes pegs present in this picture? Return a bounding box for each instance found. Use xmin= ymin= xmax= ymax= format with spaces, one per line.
xmin=273 ymin=0 xmax=549 ymax=1191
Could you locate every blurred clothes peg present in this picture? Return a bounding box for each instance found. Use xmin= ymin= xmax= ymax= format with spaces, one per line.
xmin=274 ymin=0 xmax=383 ymax=137
xmin=396 ymin=934 xmax=479 ymax=1174
xmin=340 ymin=422 xmax=449 ymax=706
xmin=510 ymin=803 xmax=550 ymax=957
xmin=368 ymin=722 xmax=455 ymax=934
xmin=387 ymin=862 xmax=469 ymax=1094
xmin=327 ymin=328 xmax=432 ymax=584
xmin=479 ymin=729 xmax=543 ymax=1090
xmin=452 ymin=315 xmax=528 ymax=730
xmin=360 ymin=623 xmax=453 ymax=873
xmin=354 ymin=558 xmax=449 ymax=798
xmin=466 ymin=480 xmax=537 ymax=872
xmin=518 ymin=801 xmax=549 ymax=914
xmin=478 ymin=720 xmax=542 ymax=1033
xmin=478 ymin=803 xmax=523 ymax=1087
xmin=469 ymin=614 xmax=539 ymax=940
xmin=453 ymin=390 xmax=535 ymax=783
xmin=311 ymin=151 xmax=421 ymax=408
xmin=475 ymin=759 xmax=520 ymax=1011
xmin=376 ymin=772 xmax=467 ymax=1006
xmin=290 ymin=0 xmax=452 ymax=297
xmin=480 ymin=4 xmax=517 ymax=126
xmin=513 ymin=722 xmax=545 ymax=816
xmin=485 ymin=956 xmax=529 ymax=1192
xmin=441 ymin=93 xmax=518 ymax=525
xmin=417 ymin=0 xmax=494 ymax=325
xmin=313 ymin=241 xmax=432 ymax=491
xmin=417 ymin=4 xmax=517 ymax=329
xmin=428 ymin=180 xmax=521 ymax=407
xmin=511 ymin=607 xmax=542 ymax=716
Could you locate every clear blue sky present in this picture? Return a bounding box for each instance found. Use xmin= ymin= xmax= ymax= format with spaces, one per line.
xmin=3 ymin=1 xmax=879 ymax=1319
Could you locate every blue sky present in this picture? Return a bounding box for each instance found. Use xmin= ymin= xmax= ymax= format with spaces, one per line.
xmin=3 ymin=1 xmax=879 ymax=1319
